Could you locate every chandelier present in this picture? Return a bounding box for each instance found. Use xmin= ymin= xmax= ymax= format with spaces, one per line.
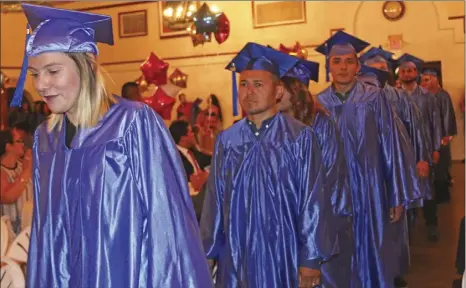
xmin=162 ymin=1 xmax=198 ymax=30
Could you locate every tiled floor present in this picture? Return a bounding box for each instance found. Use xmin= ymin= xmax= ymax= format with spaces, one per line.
xmin=406 ymin=162 xmax=465 ymax=288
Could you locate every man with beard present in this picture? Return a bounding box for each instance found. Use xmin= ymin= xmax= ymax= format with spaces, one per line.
xmin=201 ymin=42 xmax=335 ymax=288
xmin=315 ymin=31 xmax=421 ymax=287
xmin=396 ymin=53 xmax=443 ymax=242
xmin=278 ymin=57 xmax=356 ymax=288
xmin=421 ymin=69 xmax=457 ymax=203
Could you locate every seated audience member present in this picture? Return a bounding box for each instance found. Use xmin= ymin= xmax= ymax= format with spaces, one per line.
xmin=169 ymin=120 xmax=211 ymax=221
xmin=0 ymin=128 xmax=33 ymax=234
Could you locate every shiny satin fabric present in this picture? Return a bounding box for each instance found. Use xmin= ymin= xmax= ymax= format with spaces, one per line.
xmin=404 ymin=85 xmax=442 ymax=152
xmin=317 ymin=81 xmax=422 ymax=287
xmin=200 ymin=113 xmax=336 ymax=288
xmin=434 ymin=89 xmax=457 ymax=181
xmin=385 ymin=85 xmax=433 ymax=200
xmin=435 ymin=89 xmax=458 ymax=137
xmin=311 ymin=110 xmax=359 ymax=288
xmin=384 ymin=85 xmax=432 ymax=277
xmin=27 ymin=99 xmax=212 ymax=287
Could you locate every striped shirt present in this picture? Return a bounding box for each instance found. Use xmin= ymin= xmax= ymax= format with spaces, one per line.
xmin=1 ymin=162 xmax=33 ymax=234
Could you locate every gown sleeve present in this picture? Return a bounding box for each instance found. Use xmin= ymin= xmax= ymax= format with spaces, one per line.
xmin=429 ymin=94 xmax=443 ymax=151
xmin=376 ymin=92 xmax=421 ymax=208
xmin=440 ymin=91 xmax=458 ymax=137
xmin=26 ymin=129 xmax=41 ymax=286
xmin=200 ymin=136 xmax=225 ymax=260
xmin=125 ymin=105 xmax=212 ymax=287
xmin=297 ymin=128 xmax=336 ymax=269
xmin=314 ymin=112 xmax=352 ymax=217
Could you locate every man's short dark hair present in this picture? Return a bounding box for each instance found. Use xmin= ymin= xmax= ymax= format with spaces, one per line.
xmin=169 ymin=120 xmax=189 ymax=145
xmin=12 ymin=120 xmax=30 ymax=133
xmin=121 ymin=82 xmax=138 ymax=99
xmin=0 ymin=129 xmax=13 ymax=156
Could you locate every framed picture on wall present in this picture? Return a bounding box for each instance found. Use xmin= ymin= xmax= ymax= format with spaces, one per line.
xmin=252 ymin=1 xmax=306 ymax=29
xmin=118 ymin=10 xmax=148 ymax=38
xmin=158 ymin=1 xmax=200 ymax=38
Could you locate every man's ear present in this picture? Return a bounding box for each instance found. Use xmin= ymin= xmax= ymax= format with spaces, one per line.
xmin=355 ymin=60 xmax=361 ymax=74
xmin=275 ymin=82 xmax=284 ymax=102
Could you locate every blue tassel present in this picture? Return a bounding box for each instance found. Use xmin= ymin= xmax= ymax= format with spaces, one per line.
xmin=232 ymin=70 xmax=238 ymax=116
xmin=325 ymin=43 xmax=330 ymax=82
xmin=10 ymin=25 xmax=31 ymax=108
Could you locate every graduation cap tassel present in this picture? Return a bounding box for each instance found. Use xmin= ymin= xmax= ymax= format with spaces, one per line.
xmin=10 ymin=25 xmax=31 ymax=108
xmin=325 ymin=44 xmax=330 ymax=82
xmin=232 ymin=70 xmax=238 ymax=116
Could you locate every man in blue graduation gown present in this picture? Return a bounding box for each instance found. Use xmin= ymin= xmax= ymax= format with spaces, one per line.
xmin=421 ymin=69 xmax=458 ymax=203
xmin=17 ymin=4 xmax=212 ymax=287
xmin=200 ymin=42 xmax=335 ymax=288
xmin=315 ymin=31 xmax=422 ymax=287
xmin=279 ymin=57 xmax=357 ymax=288
xmin=358 ymin=63 xmax=431 ymax=288
xmin=396 ymin=54 xmax=443 ymax=242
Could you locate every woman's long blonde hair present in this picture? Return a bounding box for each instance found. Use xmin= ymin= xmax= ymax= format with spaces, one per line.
xmin=47 ymin=53 xmax=116 ymax=131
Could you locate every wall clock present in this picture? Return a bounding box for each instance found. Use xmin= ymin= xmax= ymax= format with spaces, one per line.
xmin=382 ymin=1 xmax=406 ymax=21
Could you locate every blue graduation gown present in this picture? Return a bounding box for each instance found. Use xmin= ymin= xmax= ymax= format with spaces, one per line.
xmin=405 ymin=85 xmax=442 ymax=153
xmin=317 ymin=81 xmax=421 ymax=287
xmin=27 ymin=99 xmax=212 ymax=288
xmin=200 ymin=113 xmax=335 ymax=288
xmin=384 ymin=85 xmax=432 ymax=276
xmin=311 ymin=109 xmax=358 ymax=288
xmin=434 ymin=88 xmax=457 ymax=181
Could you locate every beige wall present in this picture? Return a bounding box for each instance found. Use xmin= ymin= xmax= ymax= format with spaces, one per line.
xmin=1 ymin=1 xmax=464 ymax=159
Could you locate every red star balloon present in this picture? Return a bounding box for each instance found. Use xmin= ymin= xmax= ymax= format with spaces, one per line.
xmin=141 ymin=87 xmax=176 ymax=120
xmin=214 ymin=13 xmax=230 ymax=44
xmin=169 ymin=68 xmax=188 ymax=89
xmin=140 ymin=52 xmax=169 ymax=86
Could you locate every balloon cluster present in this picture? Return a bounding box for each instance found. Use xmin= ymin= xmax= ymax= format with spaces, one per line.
xmin=136 ymin=52 xmax=189 ymax=120
xmin=189 ymin=3 xmax=230 ymax=46
xmin=279 ymin=42 xmax=308 ymax=59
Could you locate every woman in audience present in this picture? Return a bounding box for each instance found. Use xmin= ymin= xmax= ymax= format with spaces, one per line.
xmin=0 ymin=128 xmax=33 ymax=234
xmin=196 ymin=94 xmax=223 ymax=152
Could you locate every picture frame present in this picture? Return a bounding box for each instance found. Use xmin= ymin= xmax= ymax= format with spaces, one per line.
xmin=330 ymin=28 xmax=345 ymax=37
xmin=158 ymin=1 xmax=200 ymax=38
xmin=252 ymin=1 xmax=306 ymax=29
xmin=118 ymin=10 xmax=148 ymax=38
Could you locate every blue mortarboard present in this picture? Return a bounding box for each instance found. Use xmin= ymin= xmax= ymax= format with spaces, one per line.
xmin=359 ymin=45 xmax=394 ymax=65
xmin=283 ymin=59 xmax=320 ymax=87
xmin=395 ymin=53 xmax=424 ymax=70
xmin=357 ymin=65 xmax=389 ymax=88
xmin=315 ymin=31 xmax=370 ymax=82
xmin=10 ymin=3 xmax=114 ymax=107
xmin=225 ymin=42 xmax=300 ymax=116
xmin=422 ymin=68 xmax=438 ymax=77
